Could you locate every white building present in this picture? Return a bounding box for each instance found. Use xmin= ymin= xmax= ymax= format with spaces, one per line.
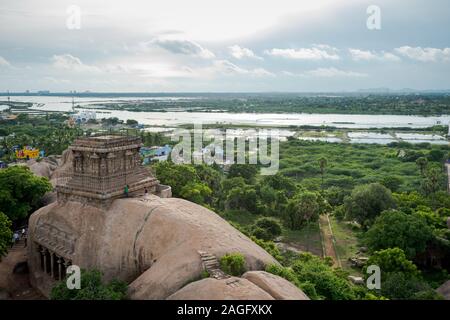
xmin=73 ymin=110 xmax=96 ymax=123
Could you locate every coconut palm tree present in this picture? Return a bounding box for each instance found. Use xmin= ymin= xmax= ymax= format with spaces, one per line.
xmin=318 ymin=157 xmax=328 ymax=190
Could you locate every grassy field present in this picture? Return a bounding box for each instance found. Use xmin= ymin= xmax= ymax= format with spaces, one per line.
xmin=282 ymin=221 xmax=323 ymax=257
xmin=329 ymin=216 xmax=361 ymax=273
xmin=220 ymin=210 xmax=324 ymax=257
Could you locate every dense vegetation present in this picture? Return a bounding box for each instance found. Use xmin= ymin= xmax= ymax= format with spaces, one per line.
xmin=0 ymin=113 xmax=82 ymax=159
xmin=152 ymin=137 xmax=450 ymax=300
xmin=0 ymin=166 xmax=52 ymax=224
xmin=76 ymin=93 xmax=450 ymax=115
xmin=50 ymin=269 xmax=128 ymax=300
xmin=1 ymin=110 xmax=449 ymax=300
xmin=0 ymin=212 xmax=12 ymax=257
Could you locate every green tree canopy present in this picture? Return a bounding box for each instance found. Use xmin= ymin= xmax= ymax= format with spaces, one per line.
xmin=364 ymin=210 xmax=434 ymax=259
xmin=0 ymin=166 xmax=52 ymax=221
xmin=225 ymin=184 xmax=258 ymax=213
xmin=251 ymin=217 xmax=282 ymax=241
xmin=228 ymin=164 xmax=258 ymax=183
xmin=415 ymin=157 xmax=428 ymax=176
xmin=152 ymin=162 xmax=198 ymax=197
xmin=393 ymin=191 xmax=429 ymax=215
xmin=260 ymin=173 xmax=297 ymax=197
xmin=179 ymin=182 xmax=212 ymax=205
xmin=365 ymin=248 xmax=420 ymax=278
xmin=284 ymin=191 xmax=321 ymax=230
xmin=380 ymin=272 xmax=443 ymax=300
xmin=267 ymin=253 xmax=358 ymax=300
xmin=343 ymin=183 xmax=396 ymax=228
xmin=380 ymin=175 xmax=403 ymax=193
xmin=0 ymin=212 xmax=13 ymax=257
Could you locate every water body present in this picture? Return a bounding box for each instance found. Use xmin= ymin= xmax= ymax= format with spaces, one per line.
xmin=7 ymin=95 xmax=448 ymax=129
xmin=5 ymin=95 xmax=450 ymax=145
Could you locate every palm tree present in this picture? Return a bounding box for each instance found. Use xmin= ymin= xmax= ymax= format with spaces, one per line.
xmin=318 ymin=157 xmax=328 ymax=190
xmin=416 ymin=157 xmax=428 ymax=176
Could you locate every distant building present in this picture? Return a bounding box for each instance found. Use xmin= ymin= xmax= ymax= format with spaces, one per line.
xmin=72 ymin=110 xmax=96 ymax=124
xmin=140 ymin=145 xmax=172 ymax=164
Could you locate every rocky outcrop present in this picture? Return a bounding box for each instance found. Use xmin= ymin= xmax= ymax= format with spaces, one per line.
xmin=20 ymin=150 xmax=71 ymax=182
xmin=437 ymin=280 xmax=450 ymax=300
xmin=167 ymin=277 xmax=275 ymax=300
xmin=242 ymin=271 xmax=310 ymax=300
xmin=28 ymin=195 xmax=282 ymax=299
xmin=167 ymin=271 xmax=309 ymax=300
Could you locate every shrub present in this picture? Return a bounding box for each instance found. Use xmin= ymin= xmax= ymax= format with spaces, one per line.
xmin=251 ymin=226 xmax=272 ymax=241
xmin=251 ymin=217 xmax=282 ymax=241
xmin=50 ymin=269 xmax=128 ymax=300
xmin=219 ymin=253 xmax=246 ymax=276
xmin=250 ymin=236 xmax=283 ymax=261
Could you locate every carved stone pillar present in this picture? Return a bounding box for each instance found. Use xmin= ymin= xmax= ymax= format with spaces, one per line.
xmin=39 ymin=247 xmax=45 ymax=272
xmin=57 ymin=256 xmax=63 ymax=280
xmin=40 ymin=247 xmax=47 ymax=273
xmin=50 ymin=251 xmax=55 ymax=278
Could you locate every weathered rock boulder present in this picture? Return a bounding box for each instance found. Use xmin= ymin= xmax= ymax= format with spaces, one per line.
xmin=28 ymin=195 xmax=280 ymax=299
xmin=437 ymin=280 xmax=450 ymax=300
xmin=167 ymin=271 xmax=310 ymax=300
xmin=348 ymin=275 xmax=364 ymax=285
xmin=167 ymin=277 xmax=275 ymax=300
xmin=242 ymin=271 xmax=310 ymax=300
xmin=27 ymin=160 xmax=53 ymax=178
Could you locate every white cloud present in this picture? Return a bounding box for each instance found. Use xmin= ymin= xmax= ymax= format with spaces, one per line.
xmin=265 ymin=45 xmax=340 ymax=60
xmin=349 ymin=49 xmax=400 ymax=62
xmin=229 ymin=45 xmax=262 ymax=60
xmin=51 ymin=54 xmax=100 ymax=73
xmin=284 ymin=67 xmax=367 ymax=78
xmin=42 ymin=77 xmax=70 ymax=84
xmin=0 ymin=56 xmax=11 ymax=67
xmin=132 ymin=63 xmax=195 ymax=78
xmin=148 ymin=37 xmax=215 ymax=59
xmin=394 ymin=46 xmax=450 ymax=62
xmin=210 ymin=60 xmax=274 ymax=77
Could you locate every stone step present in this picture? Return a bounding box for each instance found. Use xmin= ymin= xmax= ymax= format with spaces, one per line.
xmin=203 ymin=258 xmax=218 ymax=264
xmin=202 ymin=256 xmax=217 ymax=262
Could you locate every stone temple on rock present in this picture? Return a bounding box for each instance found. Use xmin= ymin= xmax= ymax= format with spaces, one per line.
xmin=55 ymin=135 xmax=169 ymax=207
xmin=27 ymin=134 xmax=308 ymax=300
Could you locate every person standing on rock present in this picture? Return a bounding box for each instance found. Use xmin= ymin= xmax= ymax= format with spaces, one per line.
xmin=12 ymin=232 xmax=19 ymax=247
xmin=124 ymin=184 xmax=129 ymax=198
xmin=144 ymin=187 xmax=148 ymax=198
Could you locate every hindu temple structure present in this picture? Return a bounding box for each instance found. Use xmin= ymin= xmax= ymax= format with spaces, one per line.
xmin=56 ymin=135 xmax=162 ymax=207
xmin=29 ymin=135 xmax=171 ymax=290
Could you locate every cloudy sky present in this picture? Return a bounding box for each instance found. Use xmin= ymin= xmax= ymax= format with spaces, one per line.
xmin=0 ymin=0 xmax=449 ymax=92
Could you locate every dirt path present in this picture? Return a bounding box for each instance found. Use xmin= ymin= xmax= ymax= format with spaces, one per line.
xmin=0 ymin=240 xmax=44 ymax=300
xmin=319 ymin=214 xmax=341 ymax=268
